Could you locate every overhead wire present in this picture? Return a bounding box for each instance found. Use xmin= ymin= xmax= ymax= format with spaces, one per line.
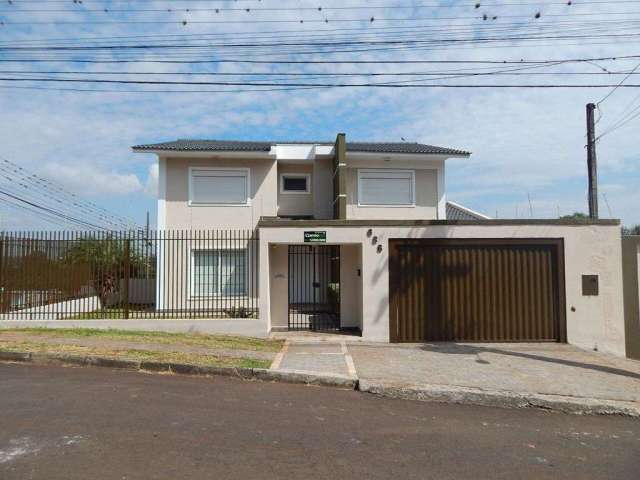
xmin=0 ymin=188 xmax=111 ymax=230
xmin=0 ymin=157 xmax=141 ymax=230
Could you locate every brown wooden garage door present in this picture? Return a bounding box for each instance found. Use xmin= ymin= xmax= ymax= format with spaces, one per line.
xmin=389 ymin=239 xmax=566 ymax=343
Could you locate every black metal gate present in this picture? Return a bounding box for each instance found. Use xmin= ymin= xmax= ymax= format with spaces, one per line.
xmin=288 ymin=245 xmax=340 ymax=331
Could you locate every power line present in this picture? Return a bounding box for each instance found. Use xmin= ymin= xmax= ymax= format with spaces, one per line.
xmin=4 ymin=6 xmax=640 ymax=16
xmin=0 ymin=188 xmax=110 ymax=230
xmin=5 ymin=69 xmax=640 ymax=76
xmin=1 ymin=54 xmax=638 ymax=65
xmin=597 ymin=107 xmax=640 ymax=139
xmin=0 ymin=196 xmax=78 ymax=229
xmin=0 ymin=160 xmax=136 ymax=228
xmin=0 ymin=83 xmax=322 ymax=93
xmin=1 ymin=19 xmax=637 ymax=59
xmin=2 ymin=18 xmax=634 ymax=46
xmin=7 ymin=0 xmax=640 ymax=5
xmin=7 ymin=13 xmax=640 ymax=26
xmin=3 ymin=32 xmax=640 ymax=52
xmin=0 ymin=157 xmax=141 ymax=230
xmin=10 ymin=0 xmax=640 ymax=3
xmin=2 ymin=76 xmax=640 ymax=88
xmin=596 ymin=60 xmax=640 ymax=105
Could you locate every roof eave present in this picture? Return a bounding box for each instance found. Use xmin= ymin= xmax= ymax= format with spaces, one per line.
xmin=131 ymin=147 xmax=275 ymax=159
xmin=346 ymin=151 xmax=470 ymax=161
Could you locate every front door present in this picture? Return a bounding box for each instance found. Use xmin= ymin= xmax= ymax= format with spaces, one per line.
xmin=288 ymin=245 xmax=340 ymax=331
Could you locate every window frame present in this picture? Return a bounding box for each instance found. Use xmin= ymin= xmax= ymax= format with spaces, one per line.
xmin=188 ymin=166 xmax=251 ymax=207
xmin=357 ymin=168 xmax=416 ymax=207
xmin=279 ymin=173 xmax=311 ymax=195
xmin=189 ymin=248 xmax=248 ymax=298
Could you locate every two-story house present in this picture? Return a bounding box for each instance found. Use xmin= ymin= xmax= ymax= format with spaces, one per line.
xmin=133 ymin=134 xmax=627 ymax=356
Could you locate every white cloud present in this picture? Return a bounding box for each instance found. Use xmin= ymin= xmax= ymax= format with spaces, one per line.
xmin=40 ymin=163 xmax=143 ymax=196
xmin=2 ymin=0 xmax=640 ymax=227
xmin=144 ymin=162 xmax=159 ymax=197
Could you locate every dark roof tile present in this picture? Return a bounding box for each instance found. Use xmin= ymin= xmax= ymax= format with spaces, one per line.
xmin=446 ymin=202 xmax=490 ymax=221
xmin=132 ymin=139 xmax=470 ymax=156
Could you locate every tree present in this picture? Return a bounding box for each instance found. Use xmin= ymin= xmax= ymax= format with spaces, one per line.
xmin=623 ymin=225 xmax=640 ymax=236
xmin=63 ymin=236 xmax=146 ymax=309
xmin=559 ymin=212 xmax=590 ymax=220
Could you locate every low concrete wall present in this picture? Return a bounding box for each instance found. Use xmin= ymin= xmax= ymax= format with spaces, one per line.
xmin=0 ymin=319 xmax=268 ymax=338
xmin=622 ymin=236 xmax=640 ymax=360
xmin=0 ymin=296 xmax=100 ymax=320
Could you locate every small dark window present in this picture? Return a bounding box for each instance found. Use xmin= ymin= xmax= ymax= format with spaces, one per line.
xmin=283 ymin=176 xmax=308 ymax=192
xmin=582 ymin=275 xmax=599 ymax=296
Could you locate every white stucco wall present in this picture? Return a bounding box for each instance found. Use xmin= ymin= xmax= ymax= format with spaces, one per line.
xmin=313 ymin=156 xmax=334 ymax=220
xmin=259 ymin=223 xmax=626 ymax=356
xmin=159 ymin=154 xmax=449 ymax=227
xmin=344 ymin=157 xmax=445 ymax=220
xmin=162 ymin=156 xmax=277 ymax=230
xmin=340 ymin=244 xmax=363 ymax=329
xmin=277 ymin=163 xmax=314 ymax=217
xmin=345 ymin=168 xmax=439 ymax=220
xmin=269 ymin=244 xmax=289 ymax=329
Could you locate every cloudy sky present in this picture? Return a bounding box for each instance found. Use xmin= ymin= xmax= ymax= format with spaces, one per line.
xmin=1 ymin=0 xmax=639 ymax=230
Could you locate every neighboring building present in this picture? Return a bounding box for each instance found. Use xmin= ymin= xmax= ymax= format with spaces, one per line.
xmin=445 ymin=201 xmax=491 ymax=221
xmin=133 ymin=134 xmax=627 ymax=357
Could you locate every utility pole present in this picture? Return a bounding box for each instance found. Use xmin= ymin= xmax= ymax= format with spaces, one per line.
xmin=586 ymin=103 xmax=599 ymax=219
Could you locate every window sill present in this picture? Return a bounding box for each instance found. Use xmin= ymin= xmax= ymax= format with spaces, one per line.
xmin=188 ymin=202 xmax=251 ymax=207
xmin=356 ymin=204 xmax=417 ymax=208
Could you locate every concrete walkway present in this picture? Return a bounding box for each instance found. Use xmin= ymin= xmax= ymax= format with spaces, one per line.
xmin=269 ymin=339 xmax=357 ymax=380
xmin=270 ymin=335 xmax=640 ymax=415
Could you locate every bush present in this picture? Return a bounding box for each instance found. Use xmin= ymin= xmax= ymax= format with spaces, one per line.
xmin=224 ymin=306 xmax=253 ymax=318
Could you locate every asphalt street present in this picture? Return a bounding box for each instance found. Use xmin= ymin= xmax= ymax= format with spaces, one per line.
xmin=0 ymin=363 xmax=638 ymax=480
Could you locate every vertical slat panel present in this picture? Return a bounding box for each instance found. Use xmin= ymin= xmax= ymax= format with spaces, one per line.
xmin=389 ymin=239 xmax=563 ymax=343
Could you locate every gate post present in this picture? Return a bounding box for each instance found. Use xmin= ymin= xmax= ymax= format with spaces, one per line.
xmin=0 ymin=236 xmax=4 ymax=313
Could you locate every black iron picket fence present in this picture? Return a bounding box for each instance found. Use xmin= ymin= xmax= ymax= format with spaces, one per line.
xmin=0 ymin=230 xmax=259 ymax=320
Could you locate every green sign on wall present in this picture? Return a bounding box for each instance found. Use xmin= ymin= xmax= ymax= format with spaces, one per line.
xmin=304 ymin=231 xmax=327 ymax=243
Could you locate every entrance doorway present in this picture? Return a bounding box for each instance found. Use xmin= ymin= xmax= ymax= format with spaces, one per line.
xmin=288 ymin=245 xmax=340 ymax=331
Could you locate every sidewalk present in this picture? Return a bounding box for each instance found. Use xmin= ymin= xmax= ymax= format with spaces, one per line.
xmin=352 ymin=343 xmax=640 ymax=415
xmin=2 ymin=328 xmax=639 ymax=416
xmin=269 ymin=339 xmax=357 ymax=379
xmin=270 ymin=336 xmax=640 ymax=416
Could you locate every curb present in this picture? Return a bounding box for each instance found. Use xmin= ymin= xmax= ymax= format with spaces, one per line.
xmin=2 ymin=350 xmax=636 ymax=416
xmin=358 ymin=380 xmax=640 ymax=418
xmin=259 ymin=368 xmax=358 ymax=389
xmin=0 ymin=350 xmax=357 ymax=390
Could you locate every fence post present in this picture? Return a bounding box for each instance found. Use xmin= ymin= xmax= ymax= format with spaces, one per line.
xmin=0 ymin=236 xmax=4 ymax=313
xmin=123 ymin=238 xmax=130 ymax=320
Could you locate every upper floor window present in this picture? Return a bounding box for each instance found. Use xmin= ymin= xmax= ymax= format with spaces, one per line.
xmin=357 ymin=169 xmax=415 ymax=207
xmin=280 ymin=173 xmax=311 ymax=194
xmin=189 ymin=167 xmax=250 ymax=206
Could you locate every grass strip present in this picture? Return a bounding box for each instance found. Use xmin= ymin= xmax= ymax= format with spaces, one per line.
xmin=0 ymin=340 xmax=271 ymax=370
xmin=0 ymin=328 xmax=282 ymax=352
